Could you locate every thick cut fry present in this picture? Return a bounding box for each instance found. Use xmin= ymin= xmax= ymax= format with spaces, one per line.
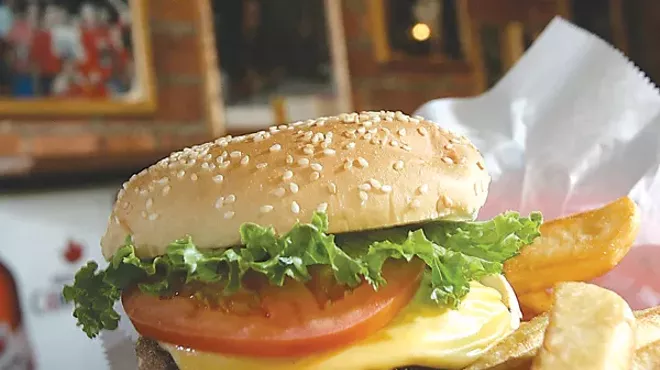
xmin=531 ymin=282 xmax=636 ymax=370
xmin=504 ymin=196 xmax=640 ymax=294
xmin=518 ymin=290 xmax=552 ymax=319
xmin=464 ymin=313 xmax=548 ymax=370
xmin=635 ymin=306 xmax=660 ymax=348
xmin=466 ymin=306 xmax=660 ymax=370
xmin=632 ymin=340 xmax=660 ymax=370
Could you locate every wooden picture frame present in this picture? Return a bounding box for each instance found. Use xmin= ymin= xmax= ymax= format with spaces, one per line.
xmin=0 ymin=0 xmax=156 ymax=116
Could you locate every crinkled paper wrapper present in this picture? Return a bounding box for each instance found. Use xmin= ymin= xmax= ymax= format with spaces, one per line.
xmin=102 ymin=17 xmax=660 ymax=367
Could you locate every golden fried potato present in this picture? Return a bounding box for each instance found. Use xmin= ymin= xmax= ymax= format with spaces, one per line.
xmin=531 ymin=282 xmax=635 ymax=370
xmin=466 ymin=306 xmax=660 ymax=370
xmin=636 ymin=306 xmax=660 ymax=348
xmin=464 ymin=313 xmax=548 ymax=370
xmin=518 ymin=290 xmax=553 ymax=319
xmin=504 ymin=196 xmax=640 ymax=294
xmin=632 ymin=340 xmax=660 ymax=370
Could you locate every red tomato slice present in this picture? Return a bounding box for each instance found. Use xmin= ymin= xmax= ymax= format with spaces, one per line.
xmin=123 ymin=259 xmax=424 ymax=357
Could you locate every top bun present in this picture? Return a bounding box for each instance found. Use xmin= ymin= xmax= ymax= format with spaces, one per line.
xmin=101 ymin=111 xmax=490 ymax=259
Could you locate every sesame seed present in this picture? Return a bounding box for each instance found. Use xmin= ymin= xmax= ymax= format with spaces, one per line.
xmin=289 ymin=182 xmax=299 ymax=193
xmin=162 ymin=185 xmax=171 ymax=196
xmin=442 ymin=157 xmax=454 ymax=164
xmin=219 ymin=161 xmax=230 ymax=169
xmin=398 ymin=128 xmax=406 ymax=136
xmin=225 ymin=194 xmax=236 ymax=204
xmin=260 ymin=205 xmax=274 ymax=213
xmin=230 ymin=151 xmax=242 ymax=158
xmin=359 ymin=183 xmax=372 ymax=191
xmin=240 ymin=156 xmax=250 ymax=166
xmin=444 ymin=143 xmax=454 ymax=150
xmin=256 ymin=162 xmax=268 ymax=169
xmin=410 ymin=117 xmax=420 ymax=124
xmin=286 ymin=155 xmax=294 ymax=164
xmin=450 ymin=138 xmax=460 ymax=144
xmin=187 ymin=159 xmax=196 ymax=166
xmin=343 ymin=159 xmax=353 ymax=170
xmin=410 ymin=199 xmax=421 ymax=209
xmin=369 ymin=179 xmax=382 ymax=189
xmin=224 ymin=211 xmax=235 ymax=219
xmin=203 ymin=153 xmax=213 ymax=161
xmin=273 ymin=187 xmax=286 ymax=197
xmin=394 ymin=160 xmax=404 ymax=170
xmin=328 ymin=182 xmax=337 ymax=194
xmin=323 ymin=148 xmax=336 ymax=156
xmin=440 ymin=194 xmax=453 ymax=208
xmin=215 ymin=156 xmax=224 ymax=164
xmin=146 ymin=198 xmax=153 ymax=209
xmin=201 ymin=163 xmax=210 ymax=171
xmin=297 ymin=158 xmax=310 ymax=167
xmin=368 ymin=128 xmax=377 ymax=134
xmin=291 ymin=201 xmax=300 ymax=214
xmin=357 ymin=126 xmax=366 ymax=134
xmin=417 ymin=127 xmax=428 ymax=136
xmin=402 ymin=144 xmax=412 ymax=151
xmin=363 ymin=133 xmax=372 ymax=141
xmin=310 ymin=171 xmax=320 ymax=181
xmin=213 ymin=174 xmax=224 ymax=183
xmin=190 ymin=174 xmax=198 ymax=181
xmin=303 ymin=147 xmax=314 ymax=155
xmin=177 ymin=170 xmax=185 ymax=179
xmin=477 ymin=161 xmax=485 ymax=170
xmin=359 ymin=191 xmax=369 ymax=201
xmin=311 ymin=163 xmax=323 ymax=171
xmin=148 ymin=213 xmax=159 ymax=221
xmin=317 ymin=203 xmax=328 ymax=212
xmin=113 ymin=216 xmax=120 ymax=224
xmin=140 ymin=211 xmax=147 ymax=219
xmin=418 ymin=184 xmax=429 ymax=194
xmin=270 ymin=144 xmax=282 ymax=152
xmin=283 ymin=170 xmax=294 ymax=180
xmin=345 ymin=142 xmax=356 ymax=150
xmin=357 ymin=157 xmax=369 ymax=168
xmin=381 ymin=185 xmax=392 ymax=193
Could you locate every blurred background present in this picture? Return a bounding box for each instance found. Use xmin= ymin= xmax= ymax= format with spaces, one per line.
xmin=1 ymin=0 xmax=659 ymax=368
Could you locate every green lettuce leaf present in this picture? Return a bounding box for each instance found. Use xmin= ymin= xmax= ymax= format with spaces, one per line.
xmin=63 ymin=211 xmax=542 ymax=338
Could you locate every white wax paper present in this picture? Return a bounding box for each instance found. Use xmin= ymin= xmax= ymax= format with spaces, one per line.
xmin=102 ymin=17 xmax=660 ymax=366
xmin=416 ymin=17 xmax=660 ymax=309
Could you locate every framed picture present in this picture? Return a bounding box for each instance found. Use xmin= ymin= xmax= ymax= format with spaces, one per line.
xmin=0 ymin=0 xmax=155 ymax=115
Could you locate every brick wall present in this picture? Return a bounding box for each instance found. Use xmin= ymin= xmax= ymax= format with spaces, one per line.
xmin=0 ymin=0 xmax=222 ymax=175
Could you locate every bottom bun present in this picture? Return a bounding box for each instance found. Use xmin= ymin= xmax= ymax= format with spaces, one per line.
xmin=135 ymin=337 xmax=434 ymax=370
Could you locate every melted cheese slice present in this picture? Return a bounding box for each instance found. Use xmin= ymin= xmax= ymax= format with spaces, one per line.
xmin=161 ymin=275 xmax=519 ymax=370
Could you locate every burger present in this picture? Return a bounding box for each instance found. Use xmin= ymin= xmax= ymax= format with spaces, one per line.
xmin=63 ymin=111 xmax=542 ymax=370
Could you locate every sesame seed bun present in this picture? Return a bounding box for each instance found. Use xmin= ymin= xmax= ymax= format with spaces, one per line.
xmin=101 ymin=111 xmax=490 ymax=259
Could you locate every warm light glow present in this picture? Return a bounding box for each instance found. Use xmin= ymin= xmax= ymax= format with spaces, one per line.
xmin=411 ymin=23 xmax=431 ymax=41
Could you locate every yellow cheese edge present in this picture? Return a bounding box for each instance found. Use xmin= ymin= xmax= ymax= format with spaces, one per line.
xmin=161 ymin=275 xmax=521 ymax=370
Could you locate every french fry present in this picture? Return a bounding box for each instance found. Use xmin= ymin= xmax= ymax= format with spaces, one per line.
xmin=466 ymin=305 xmax=660 ymax=370
xmin=518 ymin=290 xmax=553 ymax=319
xmin=531 ymin=282 xmax=635 ymax=370
xmin=464 ymin=313 xmax=548 ymax=370
xmin=632 ymin=340 xmax=660 ymax=370
xmin=504 ymin=196 xmax=640 ymax=294
xmin=635 ymin=306 xmax=660 ymax=348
